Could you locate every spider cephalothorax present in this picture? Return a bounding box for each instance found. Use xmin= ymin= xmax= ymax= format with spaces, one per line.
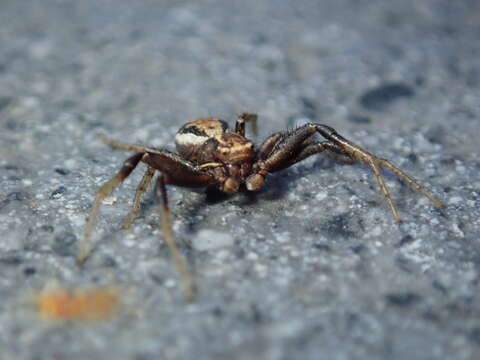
xmin=78 ymin=113 xmax=445 ymax=301
xmin=174 ymin=117 xmax=256 ymax=193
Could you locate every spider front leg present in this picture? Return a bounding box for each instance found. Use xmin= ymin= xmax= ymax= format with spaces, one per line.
xmin=78 ymin=152 xmax=144 ymax=265
xmin=139 ymin=152 xmax=222 ymax=301
xmin=156 ymin=174 xmax=195 ymax=302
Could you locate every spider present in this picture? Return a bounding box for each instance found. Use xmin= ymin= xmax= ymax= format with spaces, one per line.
xmin=78 ymin=113 xmax=445 ymax=301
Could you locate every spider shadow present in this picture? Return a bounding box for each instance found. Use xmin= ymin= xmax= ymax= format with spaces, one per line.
xmin=179 ymin=157 xmax=343 ymax=234
xmin=181 ymin=185 xmax=258 ymax=234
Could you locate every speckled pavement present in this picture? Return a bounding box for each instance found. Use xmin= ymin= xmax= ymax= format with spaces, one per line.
xmin=1 ymin=1 xmax=480 ymax=359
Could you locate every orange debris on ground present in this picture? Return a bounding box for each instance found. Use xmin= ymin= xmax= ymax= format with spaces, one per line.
xmin=35 ymin=287 xmax=120 ymax=321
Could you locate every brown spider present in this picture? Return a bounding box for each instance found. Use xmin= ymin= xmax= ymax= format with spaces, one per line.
xmin=78 ymin=113 xmax=445 ymax=301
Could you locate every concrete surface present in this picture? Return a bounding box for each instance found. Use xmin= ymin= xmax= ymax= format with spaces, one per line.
xmin=1 ymin=0 xmax=480 ymax=359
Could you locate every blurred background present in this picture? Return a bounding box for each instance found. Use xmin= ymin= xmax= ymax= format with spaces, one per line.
xmin=1 ymin=1 xmax=479 ymax=359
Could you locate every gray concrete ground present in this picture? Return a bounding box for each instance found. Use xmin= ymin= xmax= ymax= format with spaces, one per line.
xmin=1 ymin=1 xmax=480 ymax=359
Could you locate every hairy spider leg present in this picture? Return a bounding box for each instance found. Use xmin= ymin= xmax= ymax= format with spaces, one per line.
xmin=121 ymin=165 xmax=156 ymax=229
xmin=85 ymin=134 xmax=217 ymax=300
xmin=97 ymin=133 xmax=160 ymax=153
xmin=273 ymin=140 xmax=355 ymax=172
xmin=313 ymin=124 xmax=446 ymax=221
xmin=156 ymin=174 xmax=196 ymax=302
xmin=235 ymin=113 xmax=258 ymax=137
xmin=258 ymin=132 xmax=285 ymax=160
xmin=98 ymin=133 xmax=221 ymax=185
xmin=257 ymin=123 xmax=444 ymax=223
xmin=78 ymin=152 xmax=144 ymax=265
xmin=375 ymin=158 xmax=446 ymax=209
xmin=367 ymin=158 xmax=402 ymax=222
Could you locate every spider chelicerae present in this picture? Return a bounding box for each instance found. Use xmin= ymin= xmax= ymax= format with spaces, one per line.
xmin=78 ymin=113 xmax=445 ymax=301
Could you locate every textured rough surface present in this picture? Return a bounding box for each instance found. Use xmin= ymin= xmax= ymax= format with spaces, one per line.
xmin=1 ymin=1 xmax=480 ymax=359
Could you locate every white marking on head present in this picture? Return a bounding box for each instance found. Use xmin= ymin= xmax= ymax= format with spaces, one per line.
xmin=175 ymin=132 xmax=208 ymax=147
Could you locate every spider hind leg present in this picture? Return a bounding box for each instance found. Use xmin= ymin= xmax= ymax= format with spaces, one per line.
xmin=254 ymin=123 xmax=445 ymax=222
xmin=314 ymin=125 xmax=446 ymax=221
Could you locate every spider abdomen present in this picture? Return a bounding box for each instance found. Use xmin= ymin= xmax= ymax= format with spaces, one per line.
xmin=175 ymin=117 xmax=228 ymax=156
xmin=175 ymin=117 xmax=255 ymax=167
